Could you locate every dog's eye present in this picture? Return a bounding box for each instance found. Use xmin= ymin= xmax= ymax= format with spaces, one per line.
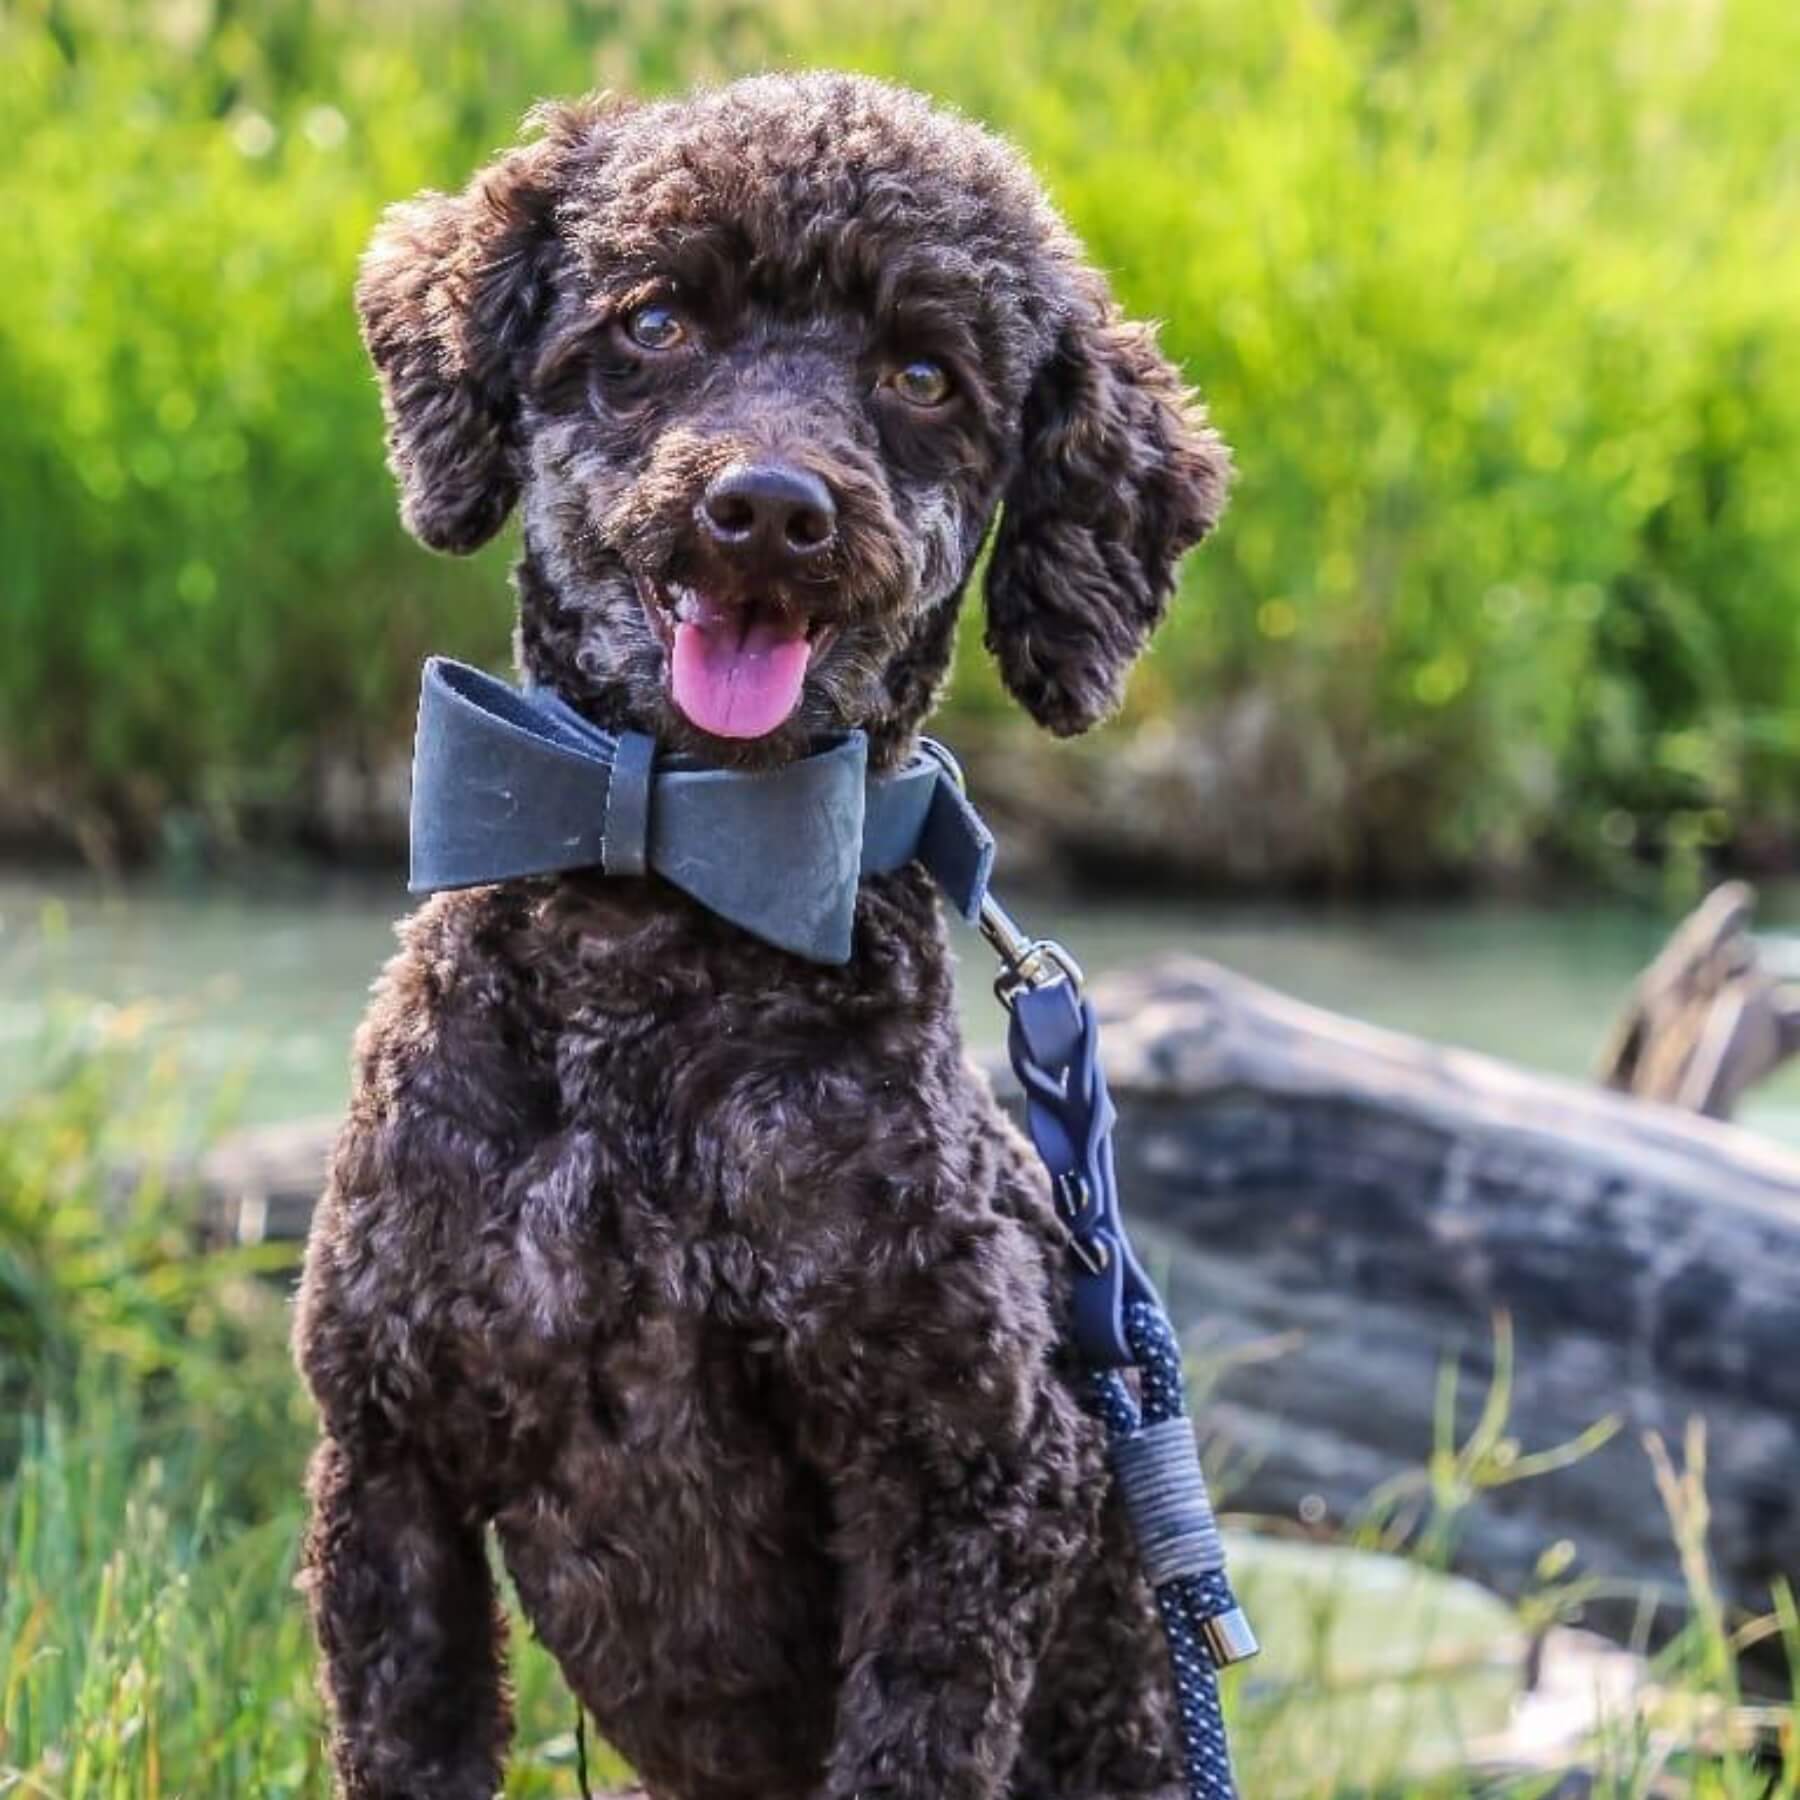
xmin=886 ymin=359 xmax=953 ymax=408
xmin=625 ymin=304 xmax=687 ymax=352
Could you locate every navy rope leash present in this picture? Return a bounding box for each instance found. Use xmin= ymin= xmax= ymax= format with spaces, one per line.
xmin=977 ymin=872 xmax=1255 ymax=1800
xmin=1090 ymin=1310 xmax=1244 ymax=1797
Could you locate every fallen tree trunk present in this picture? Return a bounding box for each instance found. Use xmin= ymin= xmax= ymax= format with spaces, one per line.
xmin=195 ymin=956 xmax=1800 ymax=1635
xmin=1089 ymin=958 xmax=1800 ymax=1636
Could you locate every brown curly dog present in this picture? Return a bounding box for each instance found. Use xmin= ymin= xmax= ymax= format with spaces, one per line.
xmin=294 ymin=70 xmax=1230 ymax=1800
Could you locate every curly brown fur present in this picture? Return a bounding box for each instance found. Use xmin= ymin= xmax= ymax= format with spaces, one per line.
xmin=298 ymin=71 xmax=1229 ymax=1800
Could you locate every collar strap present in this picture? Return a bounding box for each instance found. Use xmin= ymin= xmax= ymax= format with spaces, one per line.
xmin=408 ymin=658 xmax=994 ymax=964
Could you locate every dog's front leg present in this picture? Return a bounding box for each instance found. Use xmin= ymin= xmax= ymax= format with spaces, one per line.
xmin=300 ymin=1427 xmax=510 ymax=1800
xmin=802 ymin=1248 xmax=1101 ymax=1800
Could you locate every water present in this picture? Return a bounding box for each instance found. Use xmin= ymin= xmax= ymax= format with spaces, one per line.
xmin=6 ymin=867 xmax=1800 ymax=1145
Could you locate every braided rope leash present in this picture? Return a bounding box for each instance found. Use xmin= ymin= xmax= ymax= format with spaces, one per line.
xmin=978 ymin=878 xmax=1256 ymax=1800
xmin=1091 ymin=1309 xmax=1247 ymax=1798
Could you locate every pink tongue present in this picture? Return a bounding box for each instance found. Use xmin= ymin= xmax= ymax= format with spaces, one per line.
xmin=670 ymin=602 xmax=812 ymax=740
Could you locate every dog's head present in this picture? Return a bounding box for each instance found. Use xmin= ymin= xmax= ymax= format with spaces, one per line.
xmin=358 ymin=73 xmax=1229 ymax=765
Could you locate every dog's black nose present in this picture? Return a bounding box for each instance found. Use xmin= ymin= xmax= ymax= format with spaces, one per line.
xmin=700 ymin=463 xmax=837 ymax=562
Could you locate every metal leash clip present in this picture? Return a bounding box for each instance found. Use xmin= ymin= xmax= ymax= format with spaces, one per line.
xmin=919 ymin=740 xmax=1085 ymax=1009
xmin=979 ymin=892 xmax=1085 ymax=1010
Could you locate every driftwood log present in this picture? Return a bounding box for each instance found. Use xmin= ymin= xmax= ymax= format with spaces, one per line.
xmin=1597 ymin=880 xmax=1800 ymax=1118
xmin=1091 ymin=959 xmax=1800 ymax=1639
xmin=195 ymin=955 xmax=1800 ymax=1640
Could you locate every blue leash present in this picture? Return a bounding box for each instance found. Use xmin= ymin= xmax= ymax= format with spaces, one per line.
xmin=977 ymin=873 xmax=1256 ymax=1799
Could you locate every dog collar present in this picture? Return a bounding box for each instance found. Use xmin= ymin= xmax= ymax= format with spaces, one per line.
xmin=407 ymin=657 xmax=995 ymax=964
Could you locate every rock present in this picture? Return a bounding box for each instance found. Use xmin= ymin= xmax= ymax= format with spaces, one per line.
xmin=1093 ymin=957 xmax=1800 ymax=1646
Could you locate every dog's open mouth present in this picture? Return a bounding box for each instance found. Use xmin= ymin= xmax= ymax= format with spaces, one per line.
xmin=645 ymin=584 xmax=837 ymax=741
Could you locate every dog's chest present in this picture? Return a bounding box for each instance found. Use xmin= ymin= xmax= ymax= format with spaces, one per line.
xmin=535 ymin=921 xmax=963 ymax=1255
xmin=385 ymin=891 xmax=1062 ymax=1789
xmin=462 ymin=932 xmax=974 ymax=1365
xmin=471 ymin=982 xmax=962 ymax=1777
xmin=425 ymin=886 xmax=988 ymax=1476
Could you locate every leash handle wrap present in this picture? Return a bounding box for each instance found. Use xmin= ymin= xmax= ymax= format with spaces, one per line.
xmin=1001 ymin=946 xmax=1251 ymax=1800
xmin=1111 ymin=1416 xmax=1226 ymax=1588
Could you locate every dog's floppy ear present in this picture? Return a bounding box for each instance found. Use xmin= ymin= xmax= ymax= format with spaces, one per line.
xmin=355 ymin=99 xmax=620 ymax=554
xmin=983 ymin=273 xmax=1232 ymax=735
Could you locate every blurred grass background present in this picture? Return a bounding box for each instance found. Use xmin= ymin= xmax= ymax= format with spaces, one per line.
xmin=3 ymin=0 xmax=1798 ymax=885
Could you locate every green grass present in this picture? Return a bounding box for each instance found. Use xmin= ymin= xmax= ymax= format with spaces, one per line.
xmin=0 ymin=1395 xmax=638 ymax=1799
xmin=2 ymin=0 xmax=1799 ymax=883
xmin=0 ymin=1006 xmax=632 ymax=1797
xmin=2 ymin=1014 xmax=1795 ymax=1796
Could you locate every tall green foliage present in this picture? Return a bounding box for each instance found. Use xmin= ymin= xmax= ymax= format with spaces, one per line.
xmin=852 ymin=0 xmax=1800 ymax=877
xmin=2 ymin=0 xmax=1797 ymax=877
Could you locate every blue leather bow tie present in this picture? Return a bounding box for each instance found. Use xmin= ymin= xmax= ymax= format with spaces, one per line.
xmin=408 ymin=658 xmax=995 ymax=964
